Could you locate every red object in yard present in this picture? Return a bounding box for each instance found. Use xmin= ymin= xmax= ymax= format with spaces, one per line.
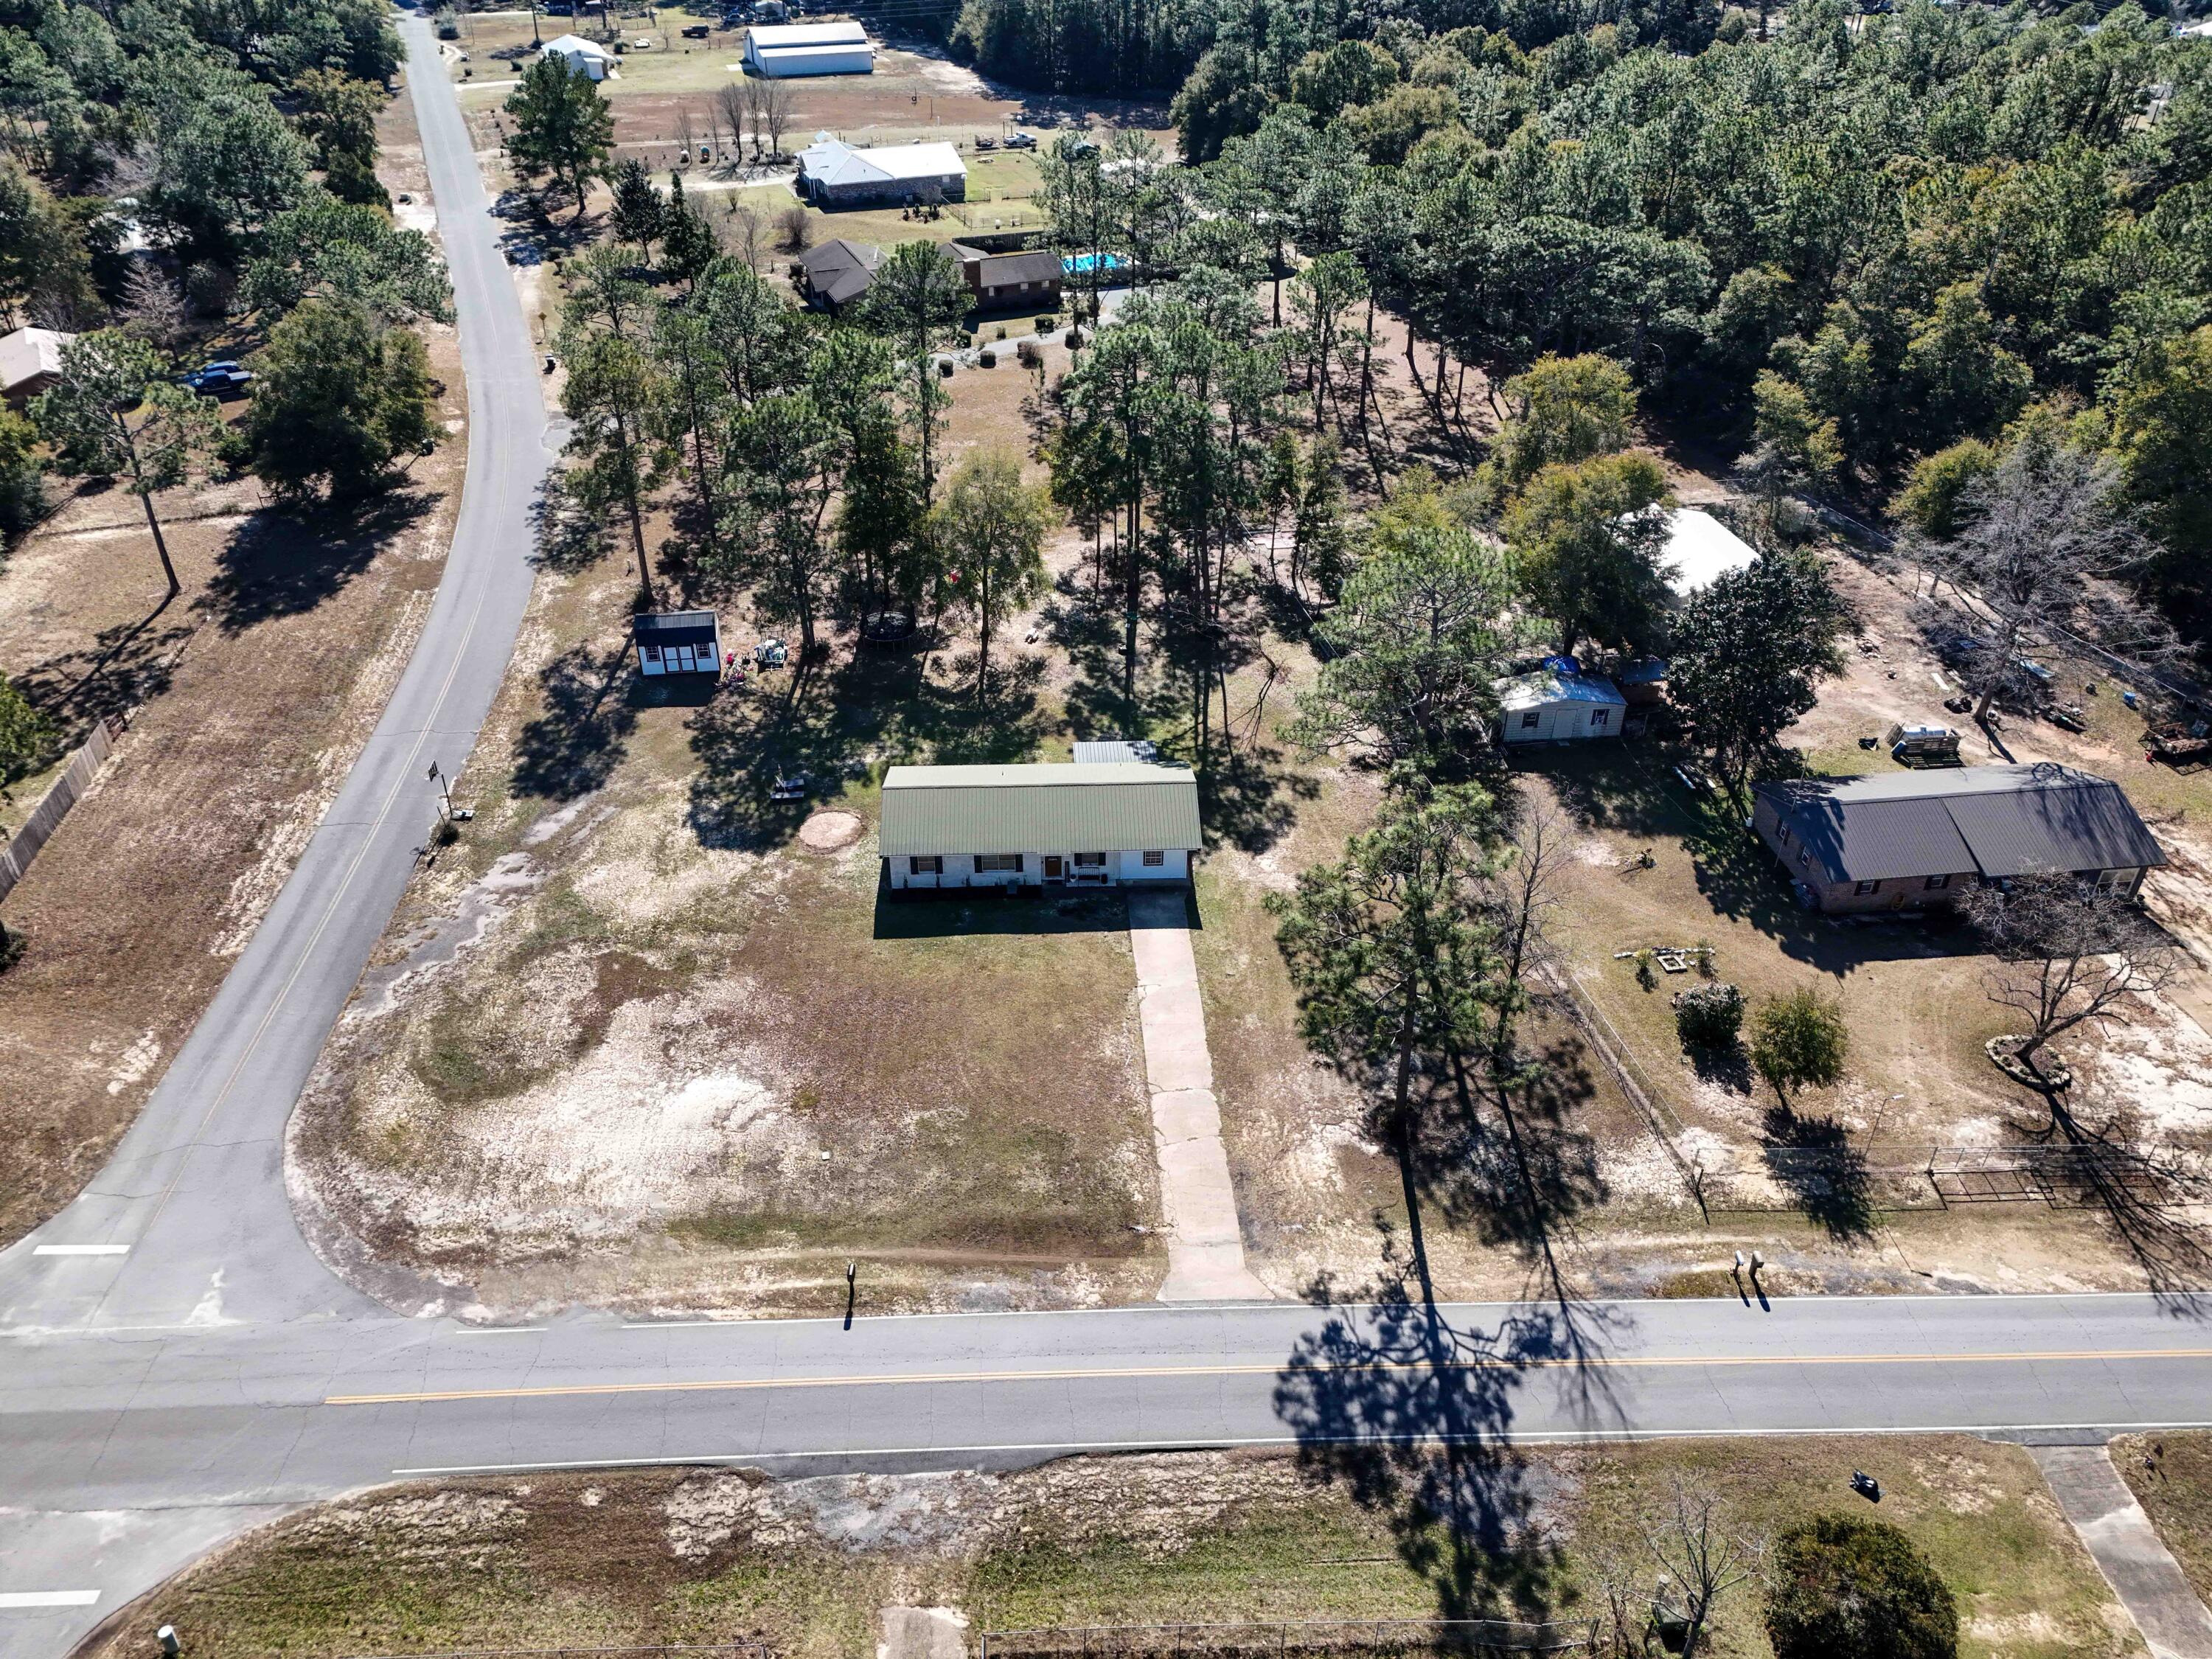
xmin=947 ymin=568 xmax=961 ymax=584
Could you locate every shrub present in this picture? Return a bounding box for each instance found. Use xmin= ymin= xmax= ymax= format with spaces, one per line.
xmin=978 ymin=348 xmax=995 ymax=367
xmin=1750 ymin=985 xmax=1849 ymax=1102
xmin=1766 ymin=1512 xmax=1957 ymax=1659
xmin=1675 ymin=981 xmax=1745 ymax=1048
xmin=1035 ymin=313 xmax=1054 ymax=334
xmin=184 ymin=261 xmax=236 ymax=319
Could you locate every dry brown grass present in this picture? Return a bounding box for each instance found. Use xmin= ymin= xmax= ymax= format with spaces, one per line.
xmin=77 ymin=1438 xmax=2134 ymax=1659
xmin=0 ymin=88 xmax=466 ymax=1251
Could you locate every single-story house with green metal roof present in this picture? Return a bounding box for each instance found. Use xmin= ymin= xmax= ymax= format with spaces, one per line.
xmin=878 ymin=761 xmax=1202 ymax=890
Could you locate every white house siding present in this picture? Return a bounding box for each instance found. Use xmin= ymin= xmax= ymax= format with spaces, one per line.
xmin=748 ymin=42 xmax=873 ymax=75
xmin=1503 ymin=702 xmax=1620 ymax=744
xmin=886 ymin=848 xmax=1190 ymax=891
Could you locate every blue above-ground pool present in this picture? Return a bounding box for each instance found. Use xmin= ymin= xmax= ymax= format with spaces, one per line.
xmin=1062 ymin=251 xmax=1126 ymax=275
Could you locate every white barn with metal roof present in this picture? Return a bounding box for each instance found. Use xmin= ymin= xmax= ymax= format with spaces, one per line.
xmin=742 ymin=19 xmax=874 ymax=76
xmin=540 ymin=32 xmax=612 ymax=80
xmin=879 ymin=762 xmax=1200 ymax=890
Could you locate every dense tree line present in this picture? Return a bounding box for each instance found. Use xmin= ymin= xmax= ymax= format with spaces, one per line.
xmin=978 ymin=0 xmax=2212 ymax=639
xmin=1 ymin=0 xmax=450 ymax=545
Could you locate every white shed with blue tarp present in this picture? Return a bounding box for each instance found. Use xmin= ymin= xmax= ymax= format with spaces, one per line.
xmin=1498 ymin=670 xmax=1627 ymax=744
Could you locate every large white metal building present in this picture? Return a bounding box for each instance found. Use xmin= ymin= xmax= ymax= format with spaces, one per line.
xmin=539 ymin=32 xmax=612 ymax=80
xmin=742 ymin=19 xmax=874 ymax=77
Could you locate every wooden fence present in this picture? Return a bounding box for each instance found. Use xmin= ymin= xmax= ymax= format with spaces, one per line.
xmin=0 ymin=714 xmax=124 ymax=905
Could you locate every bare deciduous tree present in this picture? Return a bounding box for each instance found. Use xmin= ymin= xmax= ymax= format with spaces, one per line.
xmin=1922 ymin=434 xmax=2175 ymax=722
xmin=777 ymin=202 xmax=811 ymax=251
xmin=1961 ymin=870 xmax=2180 ymax=1096
xmin=117 ymin=262 xmax=189 ymax=365
xmin=722 ymin=201 xmax=765 ymax=269
xmin=755 ymin=76 xmax=794 ymax=158
xmin=715 ymin=79 xmax=750 ymax=161
xmin=1482 ymin=793 xmax=1570 ymax=1068
xmin=1638 ymin=1480 xmax=1765 ymax=1659
xmin=674 ymin=101 xmax=696 ymax=161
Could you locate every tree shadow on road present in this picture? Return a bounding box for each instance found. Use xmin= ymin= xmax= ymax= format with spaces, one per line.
xmin=1275 ymin=1040 xmax=1624 ymax=1629
xmin=1275 ymin=1234 xmax=1612 ymax=1631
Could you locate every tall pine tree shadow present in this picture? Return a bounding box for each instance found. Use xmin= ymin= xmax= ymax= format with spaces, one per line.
xmin=1275 ymin=1055 xmax=1624 ymax=1628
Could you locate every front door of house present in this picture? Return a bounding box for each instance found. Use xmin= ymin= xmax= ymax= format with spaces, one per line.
xmin=1042 ymin=855 xmax=1065 ymax=882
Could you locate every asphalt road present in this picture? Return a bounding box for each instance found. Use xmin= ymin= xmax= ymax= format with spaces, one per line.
xmin=5 ymin=11 xmax=2212 ymax=1658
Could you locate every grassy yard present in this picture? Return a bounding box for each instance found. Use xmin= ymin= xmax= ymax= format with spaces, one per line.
xmin=82 ymin=1439 xmax=2135 ymax=1659
xmin=2117 ymin=1430 xmax=2212 ymax=1608
xmin=0 ymin=86 xmax=466 ymax=1252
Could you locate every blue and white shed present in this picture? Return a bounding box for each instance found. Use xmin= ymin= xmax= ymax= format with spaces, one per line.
xmin=1498 ymin=670 xmax=1627 ymax=744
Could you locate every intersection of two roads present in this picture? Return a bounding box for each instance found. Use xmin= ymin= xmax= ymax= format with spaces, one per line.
xmin=4 ymin=12 xmax=2212 ymax=1656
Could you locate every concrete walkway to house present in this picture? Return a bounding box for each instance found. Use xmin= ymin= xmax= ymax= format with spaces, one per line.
xmin=2033 ymin=1444 xmax=2212 ymax=1659
xmin=1127 ymin=889 xmax=1272 ymax=1302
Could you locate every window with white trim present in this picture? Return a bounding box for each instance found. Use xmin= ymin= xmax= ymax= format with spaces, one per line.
xmin=1520 ymin=712 xmax=1540 ymax=729
xmin=975 ymin=853 xmax=1022 ymax=872
xmin=1142 ymin=850 xmax=1165 ymax=867
xmin=1925 ymin=874 xmax=1950 ymax=891
xmin=1073 ymin=852 xmax=1106 ymax=867
xmin=1854 ymin=879 xmax=1879 ymax=896
xmin=1588 ymin=708 xmax=1610 ymax=729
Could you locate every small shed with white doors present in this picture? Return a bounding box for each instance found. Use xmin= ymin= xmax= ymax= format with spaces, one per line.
xmin=879 ymin=761 xmax=1201 ymax=891
xmin=1498 ymin=671 xmax=1627 ymax=744
xmin=633 ymin=610 xmax=723 ymax=677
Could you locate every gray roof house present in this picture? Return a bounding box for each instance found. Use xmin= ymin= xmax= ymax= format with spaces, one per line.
xmin=947 ymin=243 xmax=1065 ymax=310
xmin=796 ymin=135 xmax=967 ymax=207
xmin=798 ymin=237 xmax=882 ymax=311
xmin=1751 ymin=763 xmax=2166 ymax=912
xmin=879 ymin=762 xmax=1201 ymax=891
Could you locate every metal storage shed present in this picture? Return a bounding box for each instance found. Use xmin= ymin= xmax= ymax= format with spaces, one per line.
xmin=1498 ymin=671 xmax=1627 ymax=744
xmin=540 ymin=33 xmax=612 ymax=80
xmin=742 ymin=21 xmax=873 ymax=77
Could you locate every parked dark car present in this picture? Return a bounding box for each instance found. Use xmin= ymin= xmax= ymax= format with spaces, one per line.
xmin=181 ymin=361 xmax=254 ymax=397
xmin=681 ymin=21 xmax=710 ymax=35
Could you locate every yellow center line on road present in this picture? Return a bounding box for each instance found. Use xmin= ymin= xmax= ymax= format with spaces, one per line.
xmin=324 ymin=1346 xmax=2212 ymax=1406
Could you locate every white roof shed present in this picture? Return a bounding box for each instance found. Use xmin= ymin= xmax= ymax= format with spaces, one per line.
xmin=540 ymin=33 xmax=611 ymax=78
xmin=1656 ymin=507 xmax=1759 ymax=599
xmin=744 ymin=20 xmax=873 ymax=75
xmin=1498 ymin=672 xmax=1627 ymax=745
